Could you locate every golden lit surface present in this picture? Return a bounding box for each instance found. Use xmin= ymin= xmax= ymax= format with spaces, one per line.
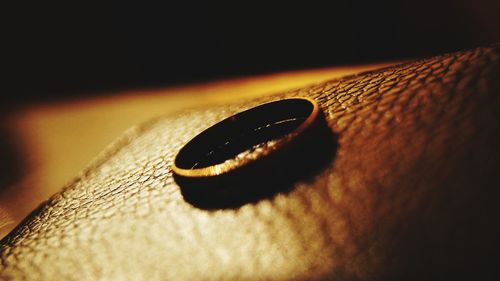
xmin=2 ymin=46 xmax=500 ymax=280
xmin=0 ymin=64 xmax=388 ymax=238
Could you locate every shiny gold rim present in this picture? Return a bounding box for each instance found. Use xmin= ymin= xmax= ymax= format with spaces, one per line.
xmin=172 ymin=97 xmax=320 ymax=178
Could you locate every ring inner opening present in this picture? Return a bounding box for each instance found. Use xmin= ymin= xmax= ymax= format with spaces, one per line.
xmin=175 ymin=99 xmax=314 ymax=170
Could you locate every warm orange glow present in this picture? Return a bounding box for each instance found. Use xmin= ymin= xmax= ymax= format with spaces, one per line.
xmin=0 ymin=63 xmax=390 ymax=238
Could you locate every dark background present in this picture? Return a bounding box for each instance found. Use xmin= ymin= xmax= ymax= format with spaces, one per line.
xmin=3 ymin=0 xmax=500 ymax=106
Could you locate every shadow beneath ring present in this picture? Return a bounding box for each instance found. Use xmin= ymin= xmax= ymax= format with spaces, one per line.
xmin=176 ymin=123 xmax=338 ymax=210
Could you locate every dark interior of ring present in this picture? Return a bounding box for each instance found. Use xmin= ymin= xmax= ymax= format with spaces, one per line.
xmin=175 ymin=99 xmax=313 ymax=170
xmin=191 ymin=117 xmax=306 ymax=169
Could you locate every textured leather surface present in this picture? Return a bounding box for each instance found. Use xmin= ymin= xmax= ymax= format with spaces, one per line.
xmin=1 ymin=45 xmax=500 ymax=280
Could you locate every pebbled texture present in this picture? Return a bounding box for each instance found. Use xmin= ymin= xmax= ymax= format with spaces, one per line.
xmin=1 ymin=45 xmax=500 ymax=280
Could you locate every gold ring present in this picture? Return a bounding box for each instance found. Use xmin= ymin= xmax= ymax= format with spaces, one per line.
xmin=172 ymin=97 xmax=321 ymax=178
xmin=172 ymin=97 xmax=332 ymax=208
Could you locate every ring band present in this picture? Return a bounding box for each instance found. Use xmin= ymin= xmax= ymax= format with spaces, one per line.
xmin=173 ymin=97 xmax=321 ymax=178
xmin=172 ymin=97 xmax=332 ymax=208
